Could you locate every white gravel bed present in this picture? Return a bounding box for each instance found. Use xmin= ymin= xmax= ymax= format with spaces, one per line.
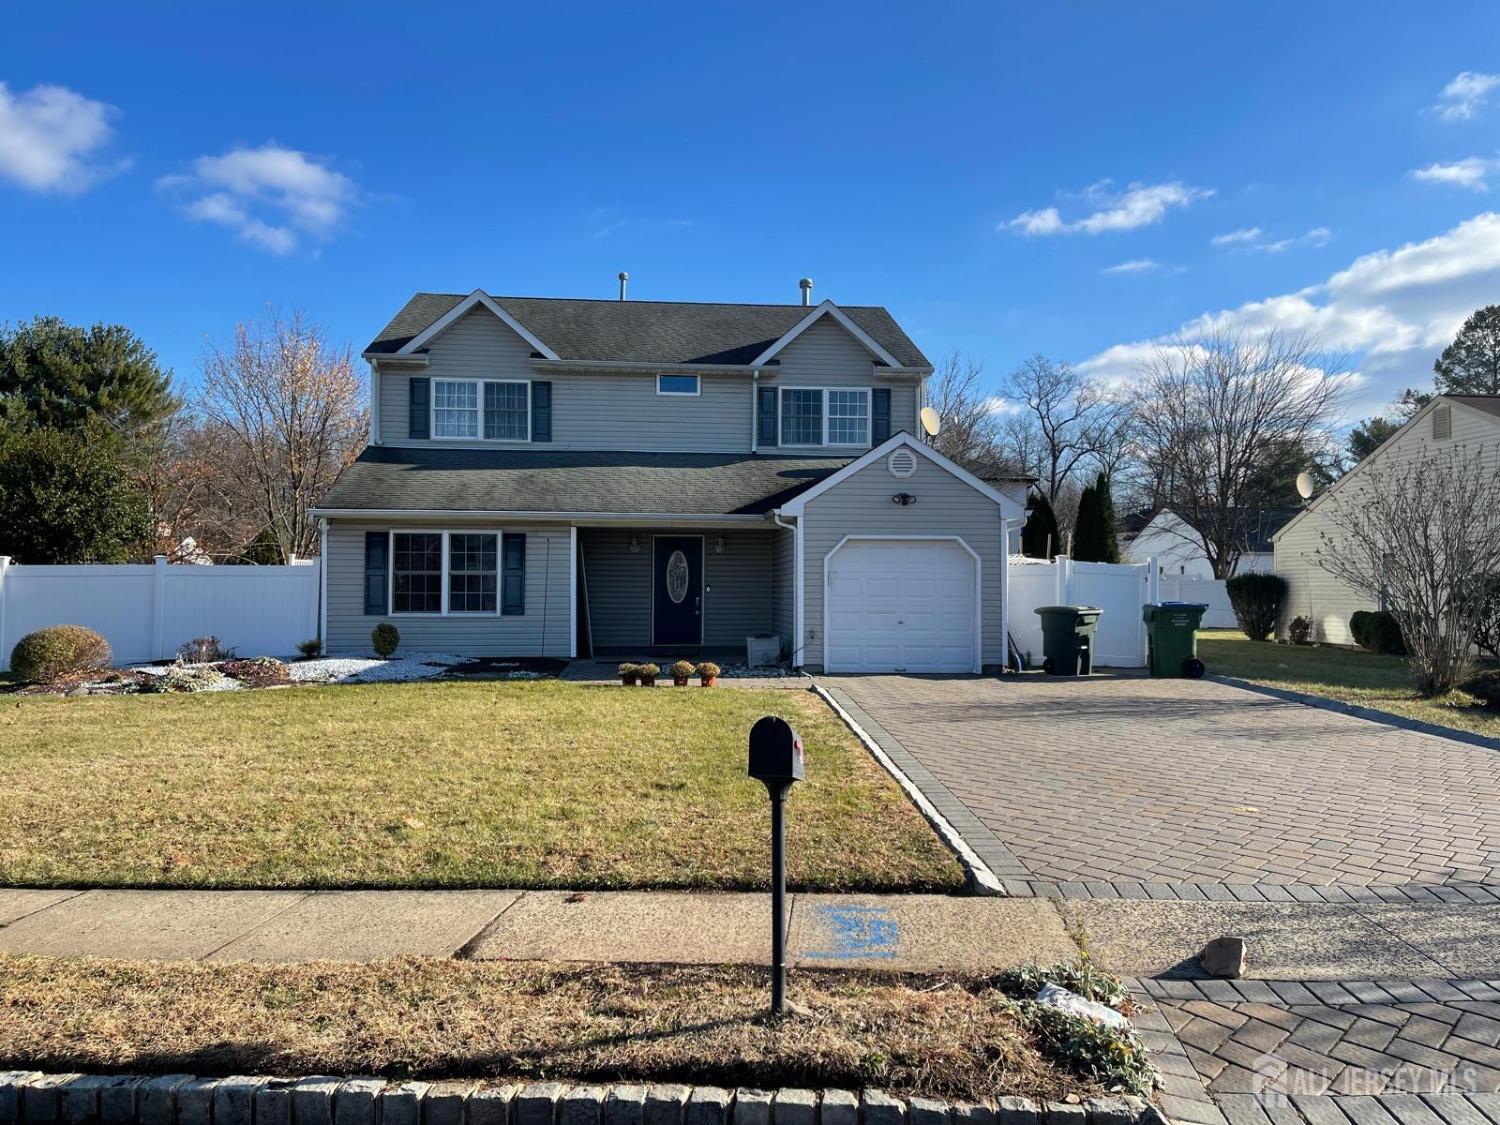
xmin=287 ymin=651 xmax=466 ymax=684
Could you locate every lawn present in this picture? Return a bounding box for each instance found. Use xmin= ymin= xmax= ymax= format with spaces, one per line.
xmin=0 ymin=681 xmax=963 ymax=892
xmin=1199 ymin=630 xmax=1500 ymax=739
xmin=0 ymin=955 xmax=1131 ymax=1101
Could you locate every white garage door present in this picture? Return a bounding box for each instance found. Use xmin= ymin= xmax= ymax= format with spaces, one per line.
xmin=825 ymin=539 xmax=978 ymax=673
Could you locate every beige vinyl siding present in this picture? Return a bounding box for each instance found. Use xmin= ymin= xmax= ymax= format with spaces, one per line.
xmin=768 ymin=318 xmax=919 ymax=451
xmin=770 ymin=526 xmax=796 ymax=654
xmin=800 ymin=456 xmax=1005 ymax=670
xmin=1274 ymin=398 xmax=1500 ymax=644
xmin=580 ymin=528 xmax=773 ymax=651
xmin=326 ymin=519 xmax=572 ymax=657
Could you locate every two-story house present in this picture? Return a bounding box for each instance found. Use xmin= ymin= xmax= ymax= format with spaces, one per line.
xmin=310 ymin=286 xmax=1027 ymax=673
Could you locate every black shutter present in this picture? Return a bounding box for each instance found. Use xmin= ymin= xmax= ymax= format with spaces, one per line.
xmin=364 ymin=532 xmax=388 ymax=615
xmin=531 ymin=381 xmax=552 ymax=442
xmin=501 ymin=533 xmax=526 ymax=615
xmin=871 ymin=388 xmax=892 ymax=444
xmin=408 ymin=377 xmax=430 ymax=440
xmin=757 ymin=385 xmax=778 ymax=447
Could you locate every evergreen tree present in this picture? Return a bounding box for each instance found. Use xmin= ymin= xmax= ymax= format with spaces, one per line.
xmin=1348 ymin=416 xmax=1402 ymax=463
xmin=1072 ymin=480 xmax=1106 ymax=562
xmin=1434 ymin=305 xmax=1500 ymax=396
xmin=1020 ymin=490 xmax=1059 ymax=559
xmin=1092 ymin=471 xmax=1120 ymax=563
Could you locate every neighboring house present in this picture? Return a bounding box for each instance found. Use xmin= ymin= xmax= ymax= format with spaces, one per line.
xmin=1124 ymin=508 xmax=1296 ymax=577
xmin=1273 ymin=394 xmax=1500 ymax=644
xmin=310 ymin=288 xmax=1029 ymax=672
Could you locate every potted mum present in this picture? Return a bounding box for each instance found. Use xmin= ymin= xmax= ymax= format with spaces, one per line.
xmin=638 ymin=662 xmax=660 ymax=686
xmin=696 ymin=661 xmax=721 ymax=687
xmin=671 ymin=660 xmax=695 ymax=687
xmin=618 ymin=662 xmax=640 ymax=686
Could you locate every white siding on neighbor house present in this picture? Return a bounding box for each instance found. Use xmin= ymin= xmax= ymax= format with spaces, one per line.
xmin=799 ymin=454 xmax=1006 ymax=670
xmin=1124 ymin=511 xmax=1272 ymax=578
xmin=1274 ymin=398 xmax=1500 ymax=645
xmin=579 ymin=528 xmax=773 ymax=652
xmin=325 ymin=519 xmax=573 ymax=657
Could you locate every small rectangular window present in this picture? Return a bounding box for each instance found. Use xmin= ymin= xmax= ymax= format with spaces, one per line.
xmin=827 ymin=389 xmax=870 ymax=445
xmin=392 ymin=532 xmax=443 ymax=614
xmin=657 ymin=373 xmax=700 ymax=396
xmin=448 ymin=533 xmax=498 ymax=613
xmin=433 ymin=381 xmax=479 ymax=439
xmin=781 ymin=388 xmax=823 ymax=445
xmin=484 ymin=382 xmax=530 ymax=441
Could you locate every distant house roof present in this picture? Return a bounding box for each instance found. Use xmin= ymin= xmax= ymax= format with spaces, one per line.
xmin=1447 ymin=394 xmax=1500 ymax=419
xmin=1149 ymin=507 xmax=1300 ymax=554
xmin=364 ymin=293 xmax=931 ymax=369
xmin=311 ymin=446 xmax=856 ymax=517
xmin=1116 ymin=507 xmax=1157 ymax=542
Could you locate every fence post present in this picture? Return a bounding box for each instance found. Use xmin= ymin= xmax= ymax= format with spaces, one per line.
xmin=0 ymin=556 xmax=11 ymax=670
xmin=151 ymin=555 xmax=168 ymax=660
xmin=1054 ymin=554 xmax=1073 ymax=604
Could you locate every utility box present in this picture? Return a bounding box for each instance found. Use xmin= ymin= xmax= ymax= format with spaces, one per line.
xmin=746 ymin=634 xmax=781 ymax=668
xmin=1034 ymin=605 xmax=1102 ymax=676
xmin=748 ymin=715 xmax=805 ymax=786
xmin=1143 ymin=602 xmax=1208 ymax=678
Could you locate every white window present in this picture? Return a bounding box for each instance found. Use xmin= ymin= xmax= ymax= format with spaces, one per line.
xmin=433 ymin=380 xmax=478 ymax=439
xmin=781 ymin=388 xmax=823 ymax=445
xmin=448 ymin=533 xmax=498 ymax=613
xmin=827 ymin=389 xmax=870 ymax=445
xmin=484 ymin=382 xmax=529 ymax=441
xmin=392 ymin=532 xmax=443 ymax=614
xmin=657 ymin=373 xmax=700 ymax=396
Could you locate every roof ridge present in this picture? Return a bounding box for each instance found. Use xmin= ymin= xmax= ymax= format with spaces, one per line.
xmin=410 ymin=292 xmax=891 ymax=312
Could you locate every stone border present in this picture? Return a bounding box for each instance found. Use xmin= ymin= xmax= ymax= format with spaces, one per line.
xmin=1133 ymin=977 xmax=1500 ymax=1006
xmin=810 ymin=683 xmax=1017 ymax=896
xmin=1206 ymin=673 xmax=1500 ymax=756
xmin=997 ymin=878 xmax=1500 ymax=905
xmin=0 ymin=1073 xmax=1164 ymax=1125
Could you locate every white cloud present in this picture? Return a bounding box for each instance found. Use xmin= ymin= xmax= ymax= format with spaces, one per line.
xmin=159 ymin=143 xmax=356 ymax=255
xmin=1210 ymin=225 xmax=1331 ymax=254
xmin=1411 ymin=156 xmax=1499 ymax=191
xmin=0 ymin=82 xmax=125 ymax=193
xmin=1435 ymin=71 xmax=1500 ymax=121
xmin=1002 ymin=181 xmax=1212 ymax=236
xmin=1079 ymin=212 xmax=1500 ymax=413
xmin=1211 ymin=227 xmax=1262 ymax=246
xmin=1102 ymin=258 xmax=1175 ymax=276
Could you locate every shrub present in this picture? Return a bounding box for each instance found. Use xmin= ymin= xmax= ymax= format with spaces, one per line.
xmin=617 ymin=662 xmax=640 ymax=684
xmin=1225 ymin=573 xmax=1288 ymax=641
xmin=637 ymin=662 xmax=660 ymax=684
xmin=1462 ymin=573 xmax=1500 ymax=663
xmin=1350 ymin=610 xmax=1406 ymax=655
xmin=1288 ymin=616 xmax=1313 ymax=645
xmin=371 ymin=623 xmax=400 ymax=658
xmin=1462 ymin=670 xmax=1500 ymax=710
xmin=696 ymin=661 xmax=721 ymax=682
xmin=994 ymin=959 xmax=1129 ymax=1009
xmin=178 ymin=636 xmax=230 ymax=663
xmin=670 ymin=660 xmax=696 ymax=682
xmin=9 ymin=625 xmax=112 ymax=684
xmin=296 ymin=638 xmax=323 ymax=659
xmin=222 ymin=656 xmax=290 ymax=687
xmin=141 ymin=665 xmax=226 ymax=693
xmin=1003 ymin=998 xmax=1158 ymax=1097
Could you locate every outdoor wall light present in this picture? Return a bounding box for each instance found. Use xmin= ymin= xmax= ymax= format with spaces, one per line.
xmin=629 ymin=533 xmax=640 ymax=553
xmin=892 ymin=493 xmax=917 ymax=506
xmin=714 ymin=536 xmax=726 ymax=554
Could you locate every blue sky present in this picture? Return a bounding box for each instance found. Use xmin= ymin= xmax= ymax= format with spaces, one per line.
xmin=3 ymin=2 xmax=1499 ymax=418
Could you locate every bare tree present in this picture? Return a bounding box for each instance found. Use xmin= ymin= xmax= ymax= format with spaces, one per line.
xmin=1133 ymin=328 xmax=1348 ymax=577
xmin=1316 ymin=443 xmax=1500 ymax=695
xmin=926 ymin=351 xmax=1003 ymax=470
xmin=196 ymin=310 xmax=367 ymax=561
xmin=1000 ymin=355 xmax=1132 ymax=503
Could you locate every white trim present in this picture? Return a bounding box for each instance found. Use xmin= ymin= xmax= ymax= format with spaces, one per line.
xmin=750 ymin=300 xmax=903 ymax=368
xmin=998 ymin=516 xmax=1011 ymax=672
xmin=445 ymin=530 xmax=503 ymax=616
xmin=655 ymin=372 xmax=701 ymax=397
xmin=820 ymin=535 xmax=982 ymax=675
xmin=794 ymin=514 xmax=805 ymax=668
xmin=750 ymin=369 xmax=760 ymax=454
xmin=777 ymin=431 xmax=1023 ymax=517
xmin=568 ymin=526 xmax=578 ymax=659
xmin=367 ymin=360 xmax=382 ymax=446
xmin=310 ymin=508 xmax=768 ymax=525
xmin=650 ymin=533 xmax=706 ymax=646
xmin=431 ymin=377 xmax=531 ymax=443
xmin=363 ymin=353 xmax=429 ymax=368
xmin=387 ymin=529 xmax=505 ymax=618
xmin=318 ymin=521 xmax=329 ymax=646
xmin=397 ymin=289 xmax=561 ymax=361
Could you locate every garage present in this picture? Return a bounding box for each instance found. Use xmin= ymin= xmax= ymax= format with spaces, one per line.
xmin=823 ymin=538 xmax=980 ymax=673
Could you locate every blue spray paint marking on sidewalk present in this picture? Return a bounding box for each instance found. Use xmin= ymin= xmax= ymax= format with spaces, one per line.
xmin=800 ymin=904 xmax=900 ymax=960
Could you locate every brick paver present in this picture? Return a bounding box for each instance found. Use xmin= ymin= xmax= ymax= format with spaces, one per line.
xmin=822 ymin=676 xmax=1500 ymax=894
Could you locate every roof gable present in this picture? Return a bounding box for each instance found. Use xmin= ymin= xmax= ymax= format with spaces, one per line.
xmin=749 ymin=300 xmax=904 ymax=368
xmin=395 ymin=289 xmax=560 ymax=360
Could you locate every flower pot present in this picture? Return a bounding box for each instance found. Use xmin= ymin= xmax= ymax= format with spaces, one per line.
xmin=698 ymin=676 xmax=717 ymax=687
xmin=620 ymin=674 xmax=638 ymax=686
xmin=673 ymin=676 xmax=690 ymax=687
xmin=640 ymin=674 xmax=657 ymax=686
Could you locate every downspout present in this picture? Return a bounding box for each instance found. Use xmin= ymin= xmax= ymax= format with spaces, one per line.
xmin=750 ymin=369 xmax=759 ymax=453
xmin=999 ymin=515 xmax=1012 ymax=673
xmin=771 ymin=511 xmax=801 ymax=667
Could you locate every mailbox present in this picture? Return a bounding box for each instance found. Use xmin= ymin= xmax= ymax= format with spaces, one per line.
xmin=748 ymin=715 xmax=805 ymax=786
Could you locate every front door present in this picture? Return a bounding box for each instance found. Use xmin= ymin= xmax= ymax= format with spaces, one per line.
xmin=652 ymin=536 xmax=703 ymax=645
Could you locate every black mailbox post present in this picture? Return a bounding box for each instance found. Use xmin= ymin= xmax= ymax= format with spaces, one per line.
xmin=748 ymin=715 xmax=804 ymax=1016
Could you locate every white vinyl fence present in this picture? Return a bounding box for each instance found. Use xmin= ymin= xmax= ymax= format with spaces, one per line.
xmin=0 ymin=555 xmax=321 ymax=671
xmin=1006 ymin=556 xmax=1233 ymax=668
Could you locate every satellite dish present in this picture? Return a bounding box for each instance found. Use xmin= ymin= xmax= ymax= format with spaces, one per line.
xmin=920 ymin=406 xmax=942 ymax=437
xmin=1295 ymin=471 xmax=1316 ymax=500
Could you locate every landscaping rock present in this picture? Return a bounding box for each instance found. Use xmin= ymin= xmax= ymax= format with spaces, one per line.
xmin=136 ymin=1076 xmax=192 ymax=1125
xmin=1199 ymin=935 xmax=1248 ymax=978
xmin=516 ymin=1082 xmax=566 ymax=1125
xmin=332 ymin=1079 xmax=383 ymax=1125
xmin=951 ymin=1106 xmax=996 ymax=1125
xmin=1042 ymin=1105 xmax=1086 ymax=1125
xmin=427 ymin=1082 xmax=479 ymax=1125
xmin=291 ymin=1077 xmax=342 ymax=1125
xmin=606 ymin=1085 xmax=648 ymax=1125
xmin=995 ymin=1099 xmax=1041 ymax=1125
xmin=687 ymin=1087 xmax=732 ymax=1125
xmin=820 ymin=1091 xmax=859 ymax=1125
xmin=61 ymin=1075 xmax=112 ymax=1123
xmin=215 ymin=1077 xmax=269 ymax=1125
xmin=907 ymin=1097 xmax=951 ymax=1125
xmin=470 ymin=1085 xmax=520 ymax=1125
xmin=771 ymin=1089 xmax=816 ymax=1125
xmin=97 ymin=1076 xmax=145 ymax=1122
xmin=562 ymin=1086 xmax=608 ymax=1125
xmin=257 ymin=1079 xmax=301 ymax=1125
xmin=22 ymin=1073 xmax=77 ymax=1121
xmin=0 ymin=1073 xmax=43 ymax=1123
xmin=1083 ymin=1100 xmax=1134 ymax=1125
xmin=176 ymin=1077 xmax=220 ymax=1124
xmin=376 ymin=1082 xmax=430 ymax=1125
xmin=734 ymin=1090 xmax=773 ymax=1125
xmin=645 ymin=1085 xmax=692 ymax=1125
xmin=861 ymin=1091 xmax=906 ymax=1125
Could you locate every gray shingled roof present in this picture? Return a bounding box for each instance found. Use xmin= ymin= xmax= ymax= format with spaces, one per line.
xmin=1449 ymin=394 xmax=1500 ymax=419
xmin=364 ymin=293 xmax=931 ymax=368
xmin=313 ymin=447 xmax=856 ymax=516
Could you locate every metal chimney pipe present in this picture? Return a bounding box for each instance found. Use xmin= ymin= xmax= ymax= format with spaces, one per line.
xmin=618 ymin=271 xmax=629 ymax=301
xmin=799 ymin=278 xmax=813 ymax=306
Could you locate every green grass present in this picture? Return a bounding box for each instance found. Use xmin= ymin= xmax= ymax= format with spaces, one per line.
xmin=1199 ymin=630 xmax=1500 ymax=739
xmin=0 ymin=681 xmax=963 ymax=892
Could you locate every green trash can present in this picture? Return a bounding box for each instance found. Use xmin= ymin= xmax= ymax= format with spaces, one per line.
xmin=1142 ymin=602 xmax=1209 ymax=678
xmin=1034 ymin=606 xmax=1102 ymax=675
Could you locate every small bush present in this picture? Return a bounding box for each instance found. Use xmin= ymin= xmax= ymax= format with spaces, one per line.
xmin=178 ymin=636 xmax=230 ymax=663
xmin=1461 ymin=670 xmax=1500 ymax=710
xmin=142 ymin=665 xmax=226 ymax=693
xmin=637 ymin=662 xmax=660 ymax=683
xmin=296 ymin=638 xmax=323 ymax=659
xmin=371 ymin=623 xmax=400 ymax=658
xmin=671 ymin=660 xmax=696 ymax=681
xmin=1003 ymin=998 xmax=1158 ymax=1097
xmin=1350 ymin=610 xmax=1406 ymax=655
xmin=994 ymin=958 xmax=1130 ymax=1009
xmin=1288 ymin=616 xmax=1313 ymax=645
xmin=617 ymin=662 xmax=640 ymax=683
xmin=696 ymin=661 xmax=721 ymax=681
xmin=222 ymin=656 xmax=290 ymax=687
xmin=1225 ymin=573 xmax=1288 ymax=641
xmin=9 ymin=625 xmax=112 ymax=684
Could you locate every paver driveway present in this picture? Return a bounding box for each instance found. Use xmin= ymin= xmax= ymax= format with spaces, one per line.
xmin=821 ymin=675 xmax=1500 ymax=898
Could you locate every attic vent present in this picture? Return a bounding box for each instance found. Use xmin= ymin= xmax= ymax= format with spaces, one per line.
xmin=1433 ymin=405 xmax=1452 ymax=440
xmin=888 ymin=448 xmax=917 ymax=478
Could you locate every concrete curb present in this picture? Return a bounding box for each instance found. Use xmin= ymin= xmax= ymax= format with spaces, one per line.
xmin=1207 ymin=673 xmax=1500 ymax=754
xmin=808 ymin=683 xmax=1007 ymax=896
xmin=0 ymin=1073 xmax=1164 ymax=1125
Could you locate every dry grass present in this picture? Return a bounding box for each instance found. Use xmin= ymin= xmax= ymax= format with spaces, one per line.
xmin=0 ymin=955 xmax=1101 ymax=1102
xmin=1200 ymin=631 xmax=1500 ymax=739
xmin=0 ymin=681 xmax=963 ymax=892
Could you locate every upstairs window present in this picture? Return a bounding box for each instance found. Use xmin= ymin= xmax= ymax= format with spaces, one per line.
xmin=392 ymin=532 xmax=443 ymax=614
xmin=781 ymin=388 xmax=823 ymax=445
xmin=433 ymin=380 xmax=479 ymax=438
xmin=827 ymin=389 xmax=870 ymax=445
xmin=432 ymin=379 xmax=530 ymax=441
xmin=657 ymin=373 xmax=700 ymax=396
xmin=484 ymin=382 xmax=529 ymax=440
xmin=779 ymin=387 xmax=872 ymax=446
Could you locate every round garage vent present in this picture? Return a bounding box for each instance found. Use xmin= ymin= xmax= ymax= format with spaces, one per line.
xmin=888 ymin=448 xmax=917 ymax=478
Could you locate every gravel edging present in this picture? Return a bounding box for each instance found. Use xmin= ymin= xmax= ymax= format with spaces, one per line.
xmin=1206 ymin=673 xmax=1500 ymax=754
xmin=0 ymin=1072 xmax=1164 ymax=1125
